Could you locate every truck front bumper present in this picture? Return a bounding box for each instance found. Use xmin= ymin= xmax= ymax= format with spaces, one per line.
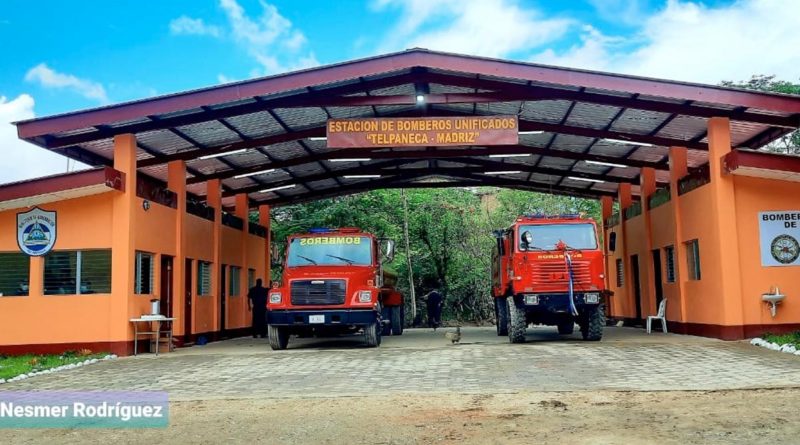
xmin=517 ymin=292 xmax=601 ymax=313
xmin=267 ymin=309 xmax=378 ymax=326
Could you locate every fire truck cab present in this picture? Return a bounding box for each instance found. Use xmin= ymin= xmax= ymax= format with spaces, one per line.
xmin=492 ymin=214 xmax=608 ymax=343
xmin=267 ymin=228 xmax=398 ymax=350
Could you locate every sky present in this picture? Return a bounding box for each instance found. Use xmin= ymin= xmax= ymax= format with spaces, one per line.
xmin=0 ymin=0 xmax=798 ymax=183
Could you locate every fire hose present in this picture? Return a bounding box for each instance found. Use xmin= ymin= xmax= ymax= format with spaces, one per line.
xmin=565 ymin=251 xmax=579 ymax=317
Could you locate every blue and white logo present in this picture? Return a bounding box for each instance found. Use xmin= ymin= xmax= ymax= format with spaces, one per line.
xmin=17 ymin=207 xmax=57 ymax=256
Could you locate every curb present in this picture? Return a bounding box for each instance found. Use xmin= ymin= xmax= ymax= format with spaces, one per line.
xmin=0 ymin=354 xmax=118 ymax=385
xmin=750 ymin=338 xmax=800 ymax=356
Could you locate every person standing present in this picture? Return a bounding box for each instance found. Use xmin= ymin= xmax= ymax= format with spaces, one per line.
xmin=248 ymin=279 xmax=268 ymax=338
xmin=425 ymin=288 xmax=443 ymax=331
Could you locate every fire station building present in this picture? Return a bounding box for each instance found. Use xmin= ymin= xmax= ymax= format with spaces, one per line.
xmin=1 ymin=49 xmax=799 ymax=354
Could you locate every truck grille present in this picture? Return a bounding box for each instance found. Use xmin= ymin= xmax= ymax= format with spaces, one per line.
xmin=531 ymin=261 xmax=592 ymax=287
xmin=290 ymin=280 xmax=346 ymax=305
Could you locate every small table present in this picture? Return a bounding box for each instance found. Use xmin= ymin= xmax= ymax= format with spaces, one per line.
xmin=130 ymin=317 xmax=175 ymax=356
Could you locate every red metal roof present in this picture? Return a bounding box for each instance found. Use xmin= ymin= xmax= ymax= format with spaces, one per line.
xmin=12 ymin=48 xmax=800 ymax=207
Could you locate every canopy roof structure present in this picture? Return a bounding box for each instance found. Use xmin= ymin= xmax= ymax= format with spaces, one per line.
xmin=14 ymin=48 xmax=800 ymax=207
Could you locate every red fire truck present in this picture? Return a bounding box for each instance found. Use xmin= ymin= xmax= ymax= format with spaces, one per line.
xmin=491 ymin=214 xmax=608 ymax=343
xmin=266 ymin=228 xmax=401 ymax=350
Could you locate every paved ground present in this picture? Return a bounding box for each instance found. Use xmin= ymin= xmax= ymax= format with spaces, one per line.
xmin=3 ymin=326 xmax=799 ymax=400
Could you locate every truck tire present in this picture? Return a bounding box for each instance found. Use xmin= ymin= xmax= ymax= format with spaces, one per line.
xmin=381 ymin=305 xmax=392 ymax=336
xmin=364 ymin=321 xmax=382 ymax=347
xmin=557 ymin=320 xmax=575 ymax=335
xmin=495 ymin=298 xmax=508 ymax=336
xmin=268 ymin=325 xmax=289 ymax=350
xmin=391 ymin=306 xmax=403 ymax=336
xmin=581 ymin=305 xmax=605 ymax=341
xmin=507 ymin=297 xmax=527 ymax=343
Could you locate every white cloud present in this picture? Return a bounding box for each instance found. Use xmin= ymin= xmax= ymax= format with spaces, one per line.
xmin=169 ymin=16 xmax=222 ymax=37
xmin=533 ymin=0 xmax=800 ymax=84
xmin=24 ymin=63 xmax=109 ymax=103
xmin=374 ymin=0 xmax=574 ymax=57
xmin=0 ymin=94 xmax=88 ymax=185
xmin=218 ymin=0 xmax=318 ymax=75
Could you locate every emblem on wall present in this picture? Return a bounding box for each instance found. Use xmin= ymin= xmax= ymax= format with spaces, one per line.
xmin=770 ymin=234 xmax=800 ymax=264
xmin=16 ymin=207 xmax=57 ymax=256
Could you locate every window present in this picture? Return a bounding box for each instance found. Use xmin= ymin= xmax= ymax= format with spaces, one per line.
xmin=44 ymin=250 xmax=111 ymax=295
xmin=135 ymin=251 xmax=154 ymax=294
xmin=287 ymin=236 xmax=373 ymax=267
xmin=685 ymin=239 xmax=701 ymax=280
xmin=197 ymin=261 xmax=212 ymax=296
xmin=518 ymin=223 xmax=597 ymax=251
xmin=0 ymin=253 xmax=30 ymax=296
xmin=248 ymin=268 xmax=256 ymax=289
xmin=664 ymin=246 xmax=676 ymax=283
xmin=229 ymin=266 xmax=241 ymax=297
xmin=615 ymin=258 xmax=624 ymax=287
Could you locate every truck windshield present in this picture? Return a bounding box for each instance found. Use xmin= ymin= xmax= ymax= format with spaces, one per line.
xmin=286 ymin=236 xmax=372 ymax=267
xmin=518 ymin=223 xmax=597 ymax=251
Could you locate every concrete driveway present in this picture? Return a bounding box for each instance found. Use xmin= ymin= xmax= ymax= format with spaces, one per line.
xmin=3 ymin=327 xmax=798 ymax=401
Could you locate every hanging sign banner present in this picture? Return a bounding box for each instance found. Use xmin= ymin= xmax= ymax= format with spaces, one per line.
xmin=326 ymin=116 xmax=519 ymax=148
xmin=759 ymin=211 xmax=800 ymax=267
xmin=17 ymin=207 xmax=57 ymax=256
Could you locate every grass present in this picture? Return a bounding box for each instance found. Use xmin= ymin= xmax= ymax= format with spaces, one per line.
xmin=763 ymin=331 xmax=800 ymax=348
xmin=0 ymin=350 xmax=108 ymax=380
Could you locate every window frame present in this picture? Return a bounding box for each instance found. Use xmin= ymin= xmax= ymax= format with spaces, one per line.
xmin=615 ymin=258 xmax=624 ymax=287
xmin=247 ymin=268 xmax=256 ymax=289
xmin=44 ymin=249 xmax=111 ymax=296
xmin=664 ymin=245 xmax=676 ymax=283
xmin=197 ymin=261 xmax=212 ymax=296
xmin=134 ymin=251 xmax=155 ymax=295
xmin=0 ymin=252 xmax=31 ymax=297
xmin=229 ymin=265 xmax=241 ymax=297
xmin=685 ymin=239 xmax=701 ymax=281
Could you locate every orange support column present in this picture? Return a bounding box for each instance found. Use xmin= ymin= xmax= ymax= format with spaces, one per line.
xmin=168 ymin=160 xmax=187 ymax=336
xmin=235 ymin=193 xmax=249 ymax=328
xmin=617 ymin=183 xmax=633 ymax=318
xmin=707 ymin=117 xmax=745 ymax=335
xmin=640 ymin=167 xmax=657 ymax=316
xmin=207 ymin=179 xmax=222 ymax=332
xmin=600 ymin=196 xmax=614 ymax=292
xmin=110 ymin=134 xmax=138 ymax=351
xmin=259 ymin=205 xmax=271 ymax=284
xmin=668 ymin=147 xmax=689 ymax=325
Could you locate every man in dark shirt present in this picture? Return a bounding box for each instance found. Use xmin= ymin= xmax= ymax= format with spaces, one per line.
xmin=425 ymin=289 xmax=443 ymax=331
xmin=248 ymin=279 xmax=269 ymax=338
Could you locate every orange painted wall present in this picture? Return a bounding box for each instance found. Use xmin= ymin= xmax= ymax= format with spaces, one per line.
xmin=649 ymin=201 xmax=682 ymax=321
xmin=0 ymin=190 xmax=268 ymax=350
xmin=677 ymin=184 xmax=726 ymax=324
xmin=604 ymin=223 xmax=627 ymax=316
xmin=733 ymin=175 xmax=800 ymax=326
xmin=0 ymin=193 xmax=116 ymax=346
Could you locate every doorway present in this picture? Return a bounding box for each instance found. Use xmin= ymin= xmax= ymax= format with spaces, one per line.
xmin=184 ymin=258 xmax=193 ymax=345
xmin=651 ymin=249 xmax=664 ymax=310
xmin=219 ymin=264 xmax=227 ymax=334
xmin=159 ymin=256 xmax=173 ymax=317
xmin=631 ymin=254 xmax=643 ymax=324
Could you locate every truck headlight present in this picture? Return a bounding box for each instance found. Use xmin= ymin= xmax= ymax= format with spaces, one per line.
xmin=524 ymin=294 xmax=539 ymax=305
xmin=269 ymin=292 xmax=282 ymax=304
xmin=585 ymin=293 xmax=600 ymax=304
xmin=358 ymin=290 xmax=372 ymax=303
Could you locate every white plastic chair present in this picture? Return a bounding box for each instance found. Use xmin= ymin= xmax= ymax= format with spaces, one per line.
xmin=647 ymin=299 xmax=668 ymax=334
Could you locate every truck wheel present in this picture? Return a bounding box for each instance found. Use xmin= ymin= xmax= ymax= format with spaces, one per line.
xmin=364 ymin=321 xmax=382 ymax=347
xmin=381 ymin=305 xmax=392 ymax=336
xmin=507 ymin=297 xmax=526 ymax=343
xmin=391 ymin=306 xmax=403 ymax=336
xmin=495 ymin=298 xmax=508 ymax=336
xmin=557 ymin=320 xmax=575 ymax=335
xmin=581 ymin=305 xmax=605 ymax=341
xmin=268 ymin=325 xmax=289 ymax=350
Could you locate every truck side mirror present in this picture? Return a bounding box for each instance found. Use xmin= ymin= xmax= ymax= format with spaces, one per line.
xmin=270 ymin=243 xmax=282 ymax=266
xmin=380 ymin=239 xmax=396 ymax=263
xmin=608 ymin=232 xmax=617 ymax=252
xmin=522 ymin=231 xmax=533 ymax=245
